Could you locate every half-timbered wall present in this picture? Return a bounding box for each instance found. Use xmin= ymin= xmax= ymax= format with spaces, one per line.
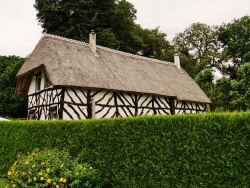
xmin=62 ymin=88 xmax=206 ymax=120
xmin=28 ymin=81 xmax=206 ymax=120
xmin=27 ymin=71 xmax=63 ymax=120
xmin=175 ymin=101 xmax=206 ymax=114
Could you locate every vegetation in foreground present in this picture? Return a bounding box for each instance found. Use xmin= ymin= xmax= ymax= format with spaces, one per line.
xmin=0 ymin=112 xmax=250 ymax=187
xmin=6 ymin=149 xmax=107 ymax=188
xmin=0 ymin=177 xmax=10 ymax=187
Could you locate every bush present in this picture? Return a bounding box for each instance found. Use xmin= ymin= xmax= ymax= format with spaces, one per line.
xmin=1 ymin=112 xmax=250 ymax=187
xmin=6 ymin=149 xmax=106 ymax=188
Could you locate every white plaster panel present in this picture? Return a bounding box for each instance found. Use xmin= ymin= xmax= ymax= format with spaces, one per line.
xmin=64 ymin=89 xmax=87 ymax=104
xmin=176 ymin=101 xmax=183 ymax=108
xmin=118 ymin=107 xmax=134 ymax=117
xmin=95 ymin=107 xmax=116 ymax=119
xmin=138 ymin=95 xmax=152 ymax=108
xmin=198 ymin=103 xmax=205 ymax=110
xmin=117 ymin=93 xmax=134 ymax=106
xmin=94 ymin=91 xmax=115 ymax=105
xmin=28 ymin=75 xmax=36 ymax=95
xmin=63 ymin=103 xmax=88 ymax=120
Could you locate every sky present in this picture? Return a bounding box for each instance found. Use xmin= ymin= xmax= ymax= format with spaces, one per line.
xmin=0 ymin=0 xmax=249 ymax=57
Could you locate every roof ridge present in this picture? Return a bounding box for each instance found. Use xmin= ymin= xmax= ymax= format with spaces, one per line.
xmin=42 ymin=33 xmax=174 ymax=66
xmin=96 ymin=45 xmax=174 ymax=66
xmin=42 ymin=33 xmax=90 ymax=47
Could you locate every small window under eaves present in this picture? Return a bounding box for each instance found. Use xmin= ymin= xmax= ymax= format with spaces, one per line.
xmin=35 ymin=72 xmax=42 ymax=92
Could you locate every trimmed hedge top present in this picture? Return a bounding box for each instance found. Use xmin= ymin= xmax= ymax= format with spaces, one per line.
xmin=1 ymin=112 xmax=250 ymax=187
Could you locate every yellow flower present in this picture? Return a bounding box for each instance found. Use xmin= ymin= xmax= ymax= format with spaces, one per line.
xmin=12 ymin=184 xmax=16 ymax=188
xmin=46 ymin=168 xmax=51 ymax=173
xmin=89 ymin=167 xmax=92 ymax=169
xmin=28 ymin=178 xmax=32 ymax=183
xmin=25 ymin=161 xmax=29 ymax=165
xmin=56 ymin=185 xmax=60 ymax=188
xmin=59 ymin=177 xmax=67 ymax=183
xmin=33 ymin=177 xmax=37 ymax=181
xmin=77 ymin=164 xmax=82 ymax=169
xmin=53 ymin=182 xmax=57 ymax=185
xmin=7 ymin=171 xmax=12 ymax=176
xmin=47 ymin=179 xmax=52 ymax=183
xmin=32 ymin=164 xmax=36 ymax=168
xmin=40 ymin=177 xmax=44 ymax=181
xmin=38 ymin=172 xmax=43 ymax=176
xmin=41 ymin=162 xmax=45 ymax=165
xmin=60 ymin=163 xmax=64 ymax=168
xmin=22 ymin=172 xmax=26 ymax=175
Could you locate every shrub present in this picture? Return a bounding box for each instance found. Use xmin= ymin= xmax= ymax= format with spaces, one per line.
xmin=1 ymin=112 xmax=250 ymax=187
xmin=6 ymin=148 xmax=106 ymax=188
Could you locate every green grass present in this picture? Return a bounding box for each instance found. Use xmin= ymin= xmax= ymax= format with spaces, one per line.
xmin=0 ymin=177 xmax=9 ymax=188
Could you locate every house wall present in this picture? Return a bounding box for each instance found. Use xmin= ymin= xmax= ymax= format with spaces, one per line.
xmin=62 ymin=88 xmax=206 ymax=120
xmin=27 ymin=82 xmax=206 ymax=120
xmin=28 ymin=71 xmax=62 ymax=120
xmin=175 ymin=101 xmax=206 ymax=114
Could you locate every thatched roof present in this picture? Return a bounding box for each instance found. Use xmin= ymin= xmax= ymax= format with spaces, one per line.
xmin=16 ymin=34 xmax=211 ymax=104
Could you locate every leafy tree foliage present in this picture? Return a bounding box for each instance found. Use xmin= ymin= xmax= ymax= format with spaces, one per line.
xmin=34 ymin=0 xmax=138 ymax=52
xmin=135 ymin=26 xmax=172 ymax=59
xmin=173 ymin=17 xmax=250 ymax=111
xmin=173 ymin=23 xmax=219 ymax=78
xmin=0 ymin=56 xmax=27 ymax=118
xmin=195 ymin=69 xmax=214 ymax=98
xmin=34 ymin=0 xmax=173 ymax=57
xmin=217 ymin=16 xmax=250 ymax=79
xmin=230 ymin=62 xmax=250 ymax=111
xmin=195 ymin=70 xmax=234 ymax=111
xmin=212 ymin=77 xmax=233 ymax=111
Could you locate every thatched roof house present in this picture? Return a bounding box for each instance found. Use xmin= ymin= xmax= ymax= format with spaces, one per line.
xmin=16 ymin=33 xmax=211 ymax=120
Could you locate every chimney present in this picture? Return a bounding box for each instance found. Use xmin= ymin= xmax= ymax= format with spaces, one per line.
xmin=174 ymin=53 xmax=181 ymax=69
xmin=89 ymin=30 xmax=97 ymax=55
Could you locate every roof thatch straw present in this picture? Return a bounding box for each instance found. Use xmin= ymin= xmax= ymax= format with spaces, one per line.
xmin=16 ymin=34 xmax=211 ymax=104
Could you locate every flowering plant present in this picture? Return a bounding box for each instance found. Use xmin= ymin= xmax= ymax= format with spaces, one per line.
xmin=6 ymin=149 xmax=106 ymax=188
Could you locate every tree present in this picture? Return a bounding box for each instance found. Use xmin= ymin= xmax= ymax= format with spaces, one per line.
xmin=195 ymin=69 xmax=234 ymax=111
xmin=34 ymin=0 xmax=137 ymax=52
xmin=134 ymin=26 xmax=173 ymax=60
xmin=34 ymin=0 xmax=174 ymax=57
xmin=195 ymin=69 xmax=214 ymax=98
xmin=212 ymin=77 xmax=233 ymax=111
xmin=173 ymin=23 xmax=220 ymax=78
xmin=0 ymin=56 xmax=27 ymax=118
xmin=230 ymin=62 xmax=250 ymax=111
xmin=217 ymin=16 xmax=250 ymax=79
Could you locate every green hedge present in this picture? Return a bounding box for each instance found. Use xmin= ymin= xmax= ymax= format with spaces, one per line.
xmin=1 ymin=112 xmax=250 ymax=187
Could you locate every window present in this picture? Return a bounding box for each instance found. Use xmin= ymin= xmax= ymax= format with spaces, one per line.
xmin=49 ymin=106 xmax=58 ymax=120
xmin=44 ymin=74 xmax=50 ymax=88
xmin=35 ymin=73 xmax=42 ymax=92
xmin=28 ymin=109 xmax=36 ymax=120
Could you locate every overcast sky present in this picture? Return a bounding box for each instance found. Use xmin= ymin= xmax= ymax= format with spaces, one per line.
xmin=0 ymin=0 xmax=249 ymax=57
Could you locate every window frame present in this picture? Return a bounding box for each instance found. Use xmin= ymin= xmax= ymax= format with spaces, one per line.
xmin=28 ymin=109 xmax=36 ymax=120
xmin=44 ymin=73 xmax=51 ymax=89
xmin=35 ymin=72 xmax=42 ymax=92
xmin=49 ymin=106 xmax=58 ymax=120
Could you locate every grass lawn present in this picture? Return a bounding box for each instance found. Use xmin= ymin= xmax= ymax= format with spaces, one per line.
xmin=0 ymin=177 xmax=9 ymax=188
